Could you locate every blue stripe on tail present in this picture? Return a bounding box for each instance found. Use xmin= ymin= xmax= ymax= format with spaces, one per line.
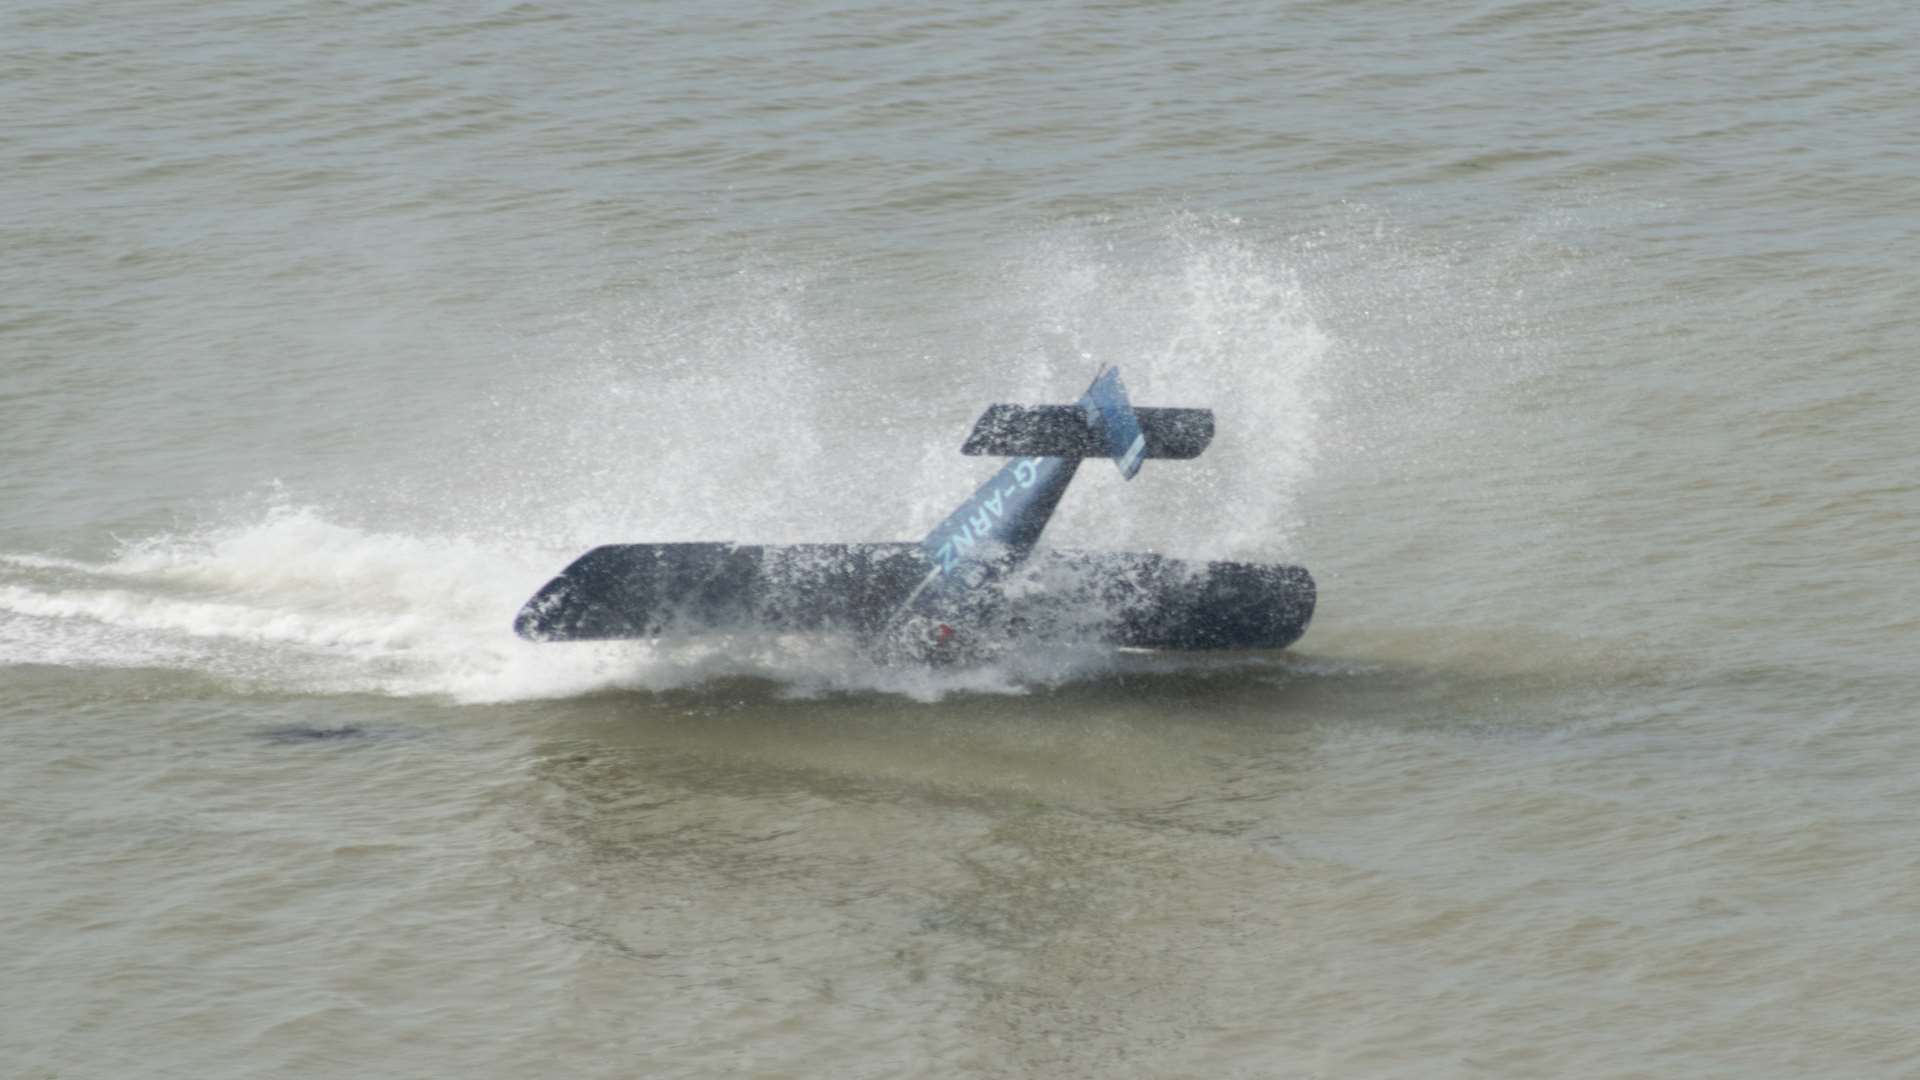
xmin=1079 ymin=367 xmax=1147 ymax=480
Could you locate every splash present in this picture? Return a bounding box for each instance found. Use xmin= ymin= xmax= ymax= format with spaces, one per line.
xmin=0 ymin=500 xmax=1126 ymax=703
xmin=2 ymin=210 xmax=1556 ymax=702
xmin=972 ymin=216 xmax=1332 ymax=561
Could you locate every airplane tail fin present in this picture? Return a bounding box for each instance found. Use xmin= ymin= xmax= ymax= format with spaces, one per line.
xmin=960 ymin=368 xmax=1212 ymax=478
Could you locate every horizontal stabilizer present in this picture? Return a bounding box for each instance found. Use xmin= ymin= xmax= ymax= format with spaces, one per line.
xmin=961 ymin=406 xmax=1214 ymax=460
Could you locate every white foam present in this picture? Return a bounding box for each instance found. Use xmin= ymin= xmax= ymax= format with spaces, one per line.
xmin=0 ymin=584 xmax=425 ymax=650
xmin=0 ymin=553 xmax=111 ymax=574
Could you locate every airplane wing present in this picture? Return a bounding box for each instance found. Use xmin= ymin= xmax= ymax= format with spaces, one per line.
xmin=513 ymin=542 xmax=1313 ymax=652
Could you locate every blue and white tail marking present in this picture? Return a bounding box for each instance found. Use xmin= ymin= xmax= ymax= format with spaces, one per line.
xmin=1079 ymin=366 xmax=1149 ymax=481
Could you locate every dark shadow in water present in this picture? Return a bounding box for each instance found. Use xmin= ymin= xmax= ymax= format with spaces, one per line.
xmin=255 ymin=723 xmax=375 ymax=745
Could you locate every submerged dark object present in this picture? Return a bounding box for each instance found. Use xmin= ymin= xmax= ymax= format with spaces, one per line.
xmin=515 ymin=367 xmax=1314 ymax=660
xmin=258 ymin=724 xmax=371 ymax=744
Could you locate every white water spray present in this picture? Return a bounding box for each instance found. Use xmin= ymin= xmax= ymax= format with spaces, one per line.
xmin=1 ymin=212 xmax=1555 ymax=702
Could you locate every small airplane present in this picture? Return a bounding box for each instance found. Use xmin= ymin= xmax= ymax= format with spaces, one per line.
xmin=513 ymin=367 xmax=1314 ymax=663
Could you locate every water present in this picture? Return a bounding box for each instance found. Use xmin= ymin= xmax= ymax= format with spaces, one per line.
xmin=5 ymin=1 xmax=1919 ymax=1075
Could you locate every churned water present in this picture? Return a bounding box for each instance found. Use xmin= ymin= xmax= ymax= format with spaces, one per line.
xmin=5 ymin=2 xmax=1919 ymax=1076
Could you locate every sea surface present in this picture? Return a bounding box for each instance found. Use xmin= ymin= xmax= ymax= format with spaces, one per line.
xmin=5 ymin=2 xmax=1919 ymax=1076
